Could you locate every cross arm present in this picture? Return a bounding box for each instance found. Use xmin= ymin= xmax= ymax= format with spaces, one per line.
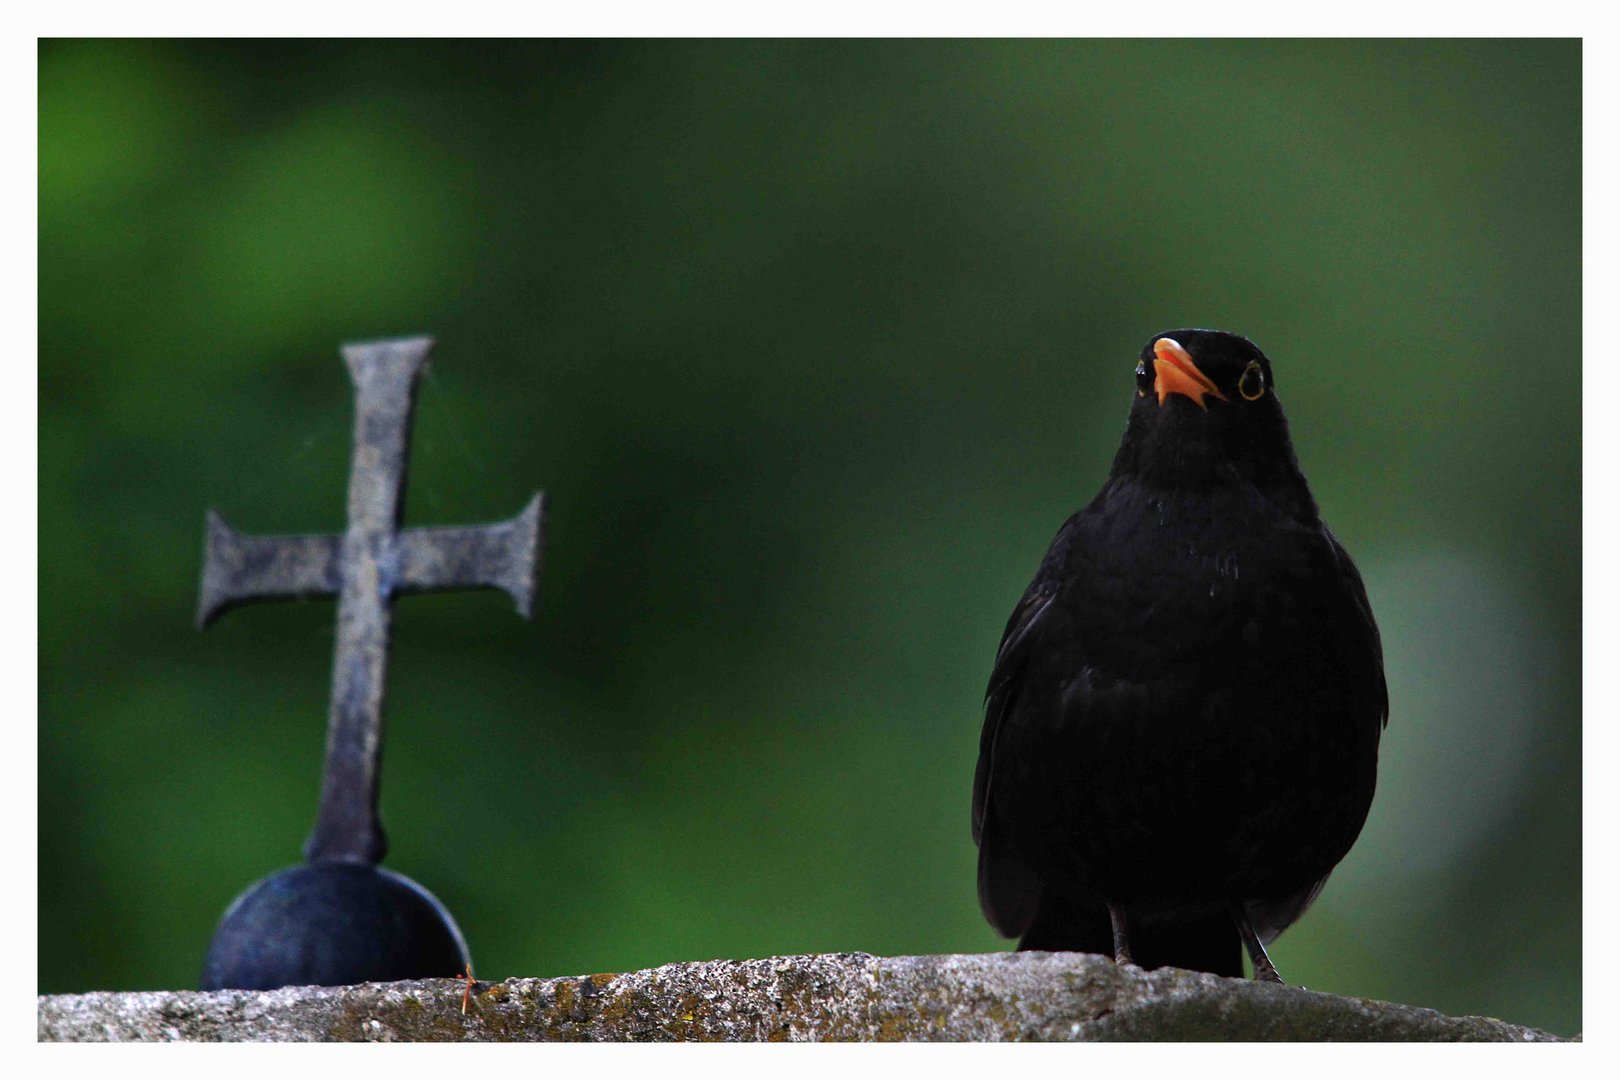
xmin=197 ymin=510 xmax=344 ymax=629
xmin=395 ymin=493 xmax=546 ymax=617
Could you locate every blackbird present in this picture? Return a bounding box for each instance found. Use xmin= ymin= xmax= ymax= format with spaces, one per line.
xmin=972 ymin=329 xmax=1386 ymax=981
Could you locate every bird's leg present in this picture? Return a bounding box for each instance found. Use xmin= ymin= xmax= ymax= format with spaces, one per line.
xmin=1231 ymin=905 xmax=1284 ymax=984
xmin=1107 ymin=901 xmax=1135 ymax=966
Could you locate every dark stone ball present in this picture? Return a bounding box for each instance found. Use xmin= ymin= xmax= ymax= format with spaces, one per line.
xmin=200 ymin=863 xmax=470 ymax=991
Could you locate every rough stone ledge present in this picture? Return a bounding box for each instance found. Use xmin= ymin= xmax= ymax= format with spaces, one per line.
xmin=37 ymin=951 xmax=1571 ymax=1042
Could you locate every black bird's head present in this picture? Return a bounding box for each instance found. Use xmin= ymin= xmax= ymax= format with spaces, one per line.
xmin=1109 ymin=329 xmax=1313 ymax=513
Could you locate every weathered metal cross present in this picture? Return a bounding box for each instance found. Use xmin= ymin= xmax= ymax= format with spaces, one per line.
xmin=198 ymin=336 xmax=543 ymax=867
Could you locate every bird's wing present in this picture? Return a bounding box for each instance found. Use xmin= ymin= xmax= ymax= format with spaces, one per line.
xmin=973 ymin=578 xmax=1058 ymax=842
xmin=974 ymin=513 xmax=1082 ymax=842
xmin=973 ymin=515 xmax=1080 ymax=936
xmin=1324 ymin=525 xmax=1389 ymax=729
xmin=1247 ymin=527 xmax=1386 ymax=944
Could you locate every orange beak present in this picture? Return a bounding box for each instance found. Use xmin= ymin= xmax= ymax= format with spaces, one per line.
xmin=1153 ymin=337 xmax=1227 ymax=409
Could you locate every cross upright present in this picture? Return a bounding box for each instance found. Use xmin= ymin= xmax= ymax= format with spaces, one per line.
xmin=198 ymin=336 xmax=544 ymax=867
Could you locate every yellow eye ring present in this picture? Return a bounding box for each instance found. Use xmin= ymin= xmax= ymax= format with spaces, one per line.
xmin=1238 ymin=360 xmax=1266 ymax=401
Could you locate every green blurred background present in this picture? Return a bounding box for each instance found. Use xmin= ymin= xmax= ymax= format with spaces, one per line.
xmin=38 ymin=40 xmax=1580 ymax=1033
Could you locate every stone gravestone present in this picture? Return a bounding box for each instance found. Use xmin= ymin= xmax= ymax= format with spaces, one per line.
xmin=194 ymin=336 xmax=544 ymax=991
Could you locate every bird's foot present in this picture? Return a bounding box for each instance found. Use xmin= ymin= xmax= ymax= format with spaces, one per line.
xmin=1231 ymin=903 xmax=1286 ymax=984
xmin=1250 ymin=955 xmax=1285 ymax=984
xmin=1107 ymin=901 xmax=1135 ymax=967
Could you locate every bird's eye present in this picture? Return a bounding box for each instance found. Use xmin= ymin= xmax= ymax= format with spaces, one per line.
xmin=1238 ymin=360 xmax=1266 ymax=401
xmin=1134 ymin=359 xmax=1151 ymax=398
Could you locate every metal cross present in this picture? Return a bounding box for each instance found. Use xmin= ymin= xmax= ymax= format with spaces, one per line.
xmin=197 ymin=336 xmax=544 ymax=867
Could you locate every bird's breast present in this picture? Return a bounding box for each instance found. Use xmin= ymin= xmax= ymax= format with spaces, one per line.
xmin=996 ymin=488 xmax=1378 ymax=901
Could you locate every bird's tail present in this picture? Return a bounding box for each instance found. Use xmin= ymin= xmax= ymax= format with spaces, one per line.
xmin=1016 ymin=893 xmax=1243 ymax=978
